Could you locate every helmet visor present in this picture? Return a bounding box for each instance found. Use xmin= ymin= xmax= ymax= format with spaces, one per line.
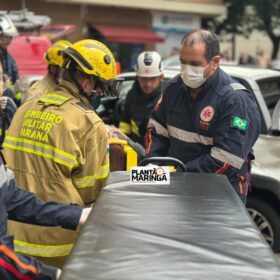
xmin=96 ymin=77 xmax=123 ymax=97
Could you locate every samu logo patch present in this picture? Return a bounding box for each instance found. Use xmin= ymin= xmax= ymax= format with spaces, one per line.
xmin=200 ymin=106 xmax=214 ymax=131
xmin=200 ymin=106 xmax=215 ymax=122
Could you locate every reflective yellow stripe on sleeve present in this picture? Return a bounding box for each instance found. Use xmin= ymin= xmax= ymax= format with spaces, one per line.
xmin=73 ymin=163 xmax=110 ymax=188
xmin=3 ymin=136 xmax=78 ymax=169
xmin=130 ymin=119 xmax=140 ymax=137
xmin=14 ymin=240 xmax=73 ymax=257
xmin=39 ymin=94 xmax=70 ymax=105
xmin=15 ymin=91 xmax=23 ymax=100
xmin=119 ymin=121 xmax=132 ymax=135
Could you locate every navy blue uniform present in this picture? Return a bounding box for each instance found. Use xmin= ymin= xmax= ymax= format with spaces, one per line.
xmin=0 ymin=48 xmax=19 ymax=84
xmin=3 ymin=87 xmax=21 ymax=107
xmin=0 ymin=153 xmax=82 ymax=279
xmin=146 ymin=68 xmax=261 ymax=202
xmin=0 ymin=92 xmax=17 ymax=145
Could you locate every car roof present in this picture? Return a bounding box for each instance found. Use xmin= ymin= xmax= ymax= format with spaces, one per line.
xmin=165 ymin=65 xmax=280 ymax=80
xmin=220 ymin=65 xmax=280 ymax=80
xmin=118 ymin=65 xmax=280 ymax=81
xmin=118 ymin=69 xmax=178 ymax=79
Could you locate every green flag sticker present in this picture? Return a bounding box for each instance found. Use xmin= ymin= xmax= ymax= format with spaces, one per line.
xmin=231 ymin=116 xmax=248 ymax=131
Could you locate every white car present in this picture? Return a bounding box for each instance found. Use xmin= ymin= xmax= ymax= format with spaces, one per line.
xmin=218 ymin=66 xmax=280 ymax=252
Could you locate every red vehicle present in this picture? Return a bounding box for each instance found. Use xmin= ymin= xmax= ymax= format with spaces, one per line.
xmin=8 ymin=34 xmax=51 ymax=77
xmin=7 ymin=23 xmax=77 ymax=78
xmin=40 ymin=24 xmax=75 ymax=41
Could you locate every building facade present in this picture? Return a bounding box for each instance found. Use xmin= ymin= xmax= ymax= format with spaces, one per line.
xmin=1 ymin=0 xmax=225 ymax=71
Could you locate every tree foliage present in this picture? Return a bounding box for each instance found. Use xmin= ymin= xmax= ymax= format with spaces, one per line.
xmin=208 ymin=0 xmax=280 ymax=59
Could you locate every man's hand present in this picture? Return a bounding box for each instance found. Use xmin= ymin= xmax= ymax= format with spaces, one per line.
xmin=79 ymin=207 xmax=92 ymax=225
xmin=0 ymin=96 xmax=8 ymax=111
xmin=106 ymin=125 xmax=128 ymax=139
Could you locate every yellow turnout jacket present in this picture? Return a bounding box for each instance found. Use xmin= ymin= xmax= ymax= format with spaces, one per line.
xmin=3 ymin=80 xmax=109 ymax=261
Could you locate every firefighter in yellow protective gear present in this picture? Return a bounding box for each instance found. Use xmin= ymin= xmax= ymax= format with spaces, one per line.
xmin=21 ymin=40 xmax=72 ymax=104
xmin=3 ymin=39 xmax=122 ymax=268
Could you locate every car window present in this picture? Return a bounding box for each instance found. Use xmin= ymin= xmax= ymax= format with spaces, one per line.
xmin=257 ymin=78 xmax=280 ymax=110
xmin=272 ymin=98 xmax=280 ymax=132
xmin=231 ymin=76 xmax=280 ymax=111
xmin=119 ymin=79 xmax=134 ymax=99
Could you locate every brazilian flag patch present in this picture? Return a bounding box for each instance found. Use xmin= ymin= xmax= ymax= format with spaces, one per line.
xmin=231 ymin=116 xmax=248 ymax=131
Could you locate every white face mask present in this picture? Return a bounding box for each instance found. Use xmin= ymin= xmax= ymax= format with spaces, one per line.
xmin=180 ymin=63 xmax=209 ymax=89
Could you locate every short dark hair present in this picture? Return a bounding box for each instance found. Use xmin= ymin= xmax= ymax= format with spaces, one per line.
xmin=181 ymin=29 xmax=220 ymax=62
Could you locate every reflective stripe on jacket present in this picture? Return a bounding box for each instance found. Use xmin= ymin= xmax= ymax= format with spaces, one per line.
xmin=3 ymin=80 xmax=109 ymax=260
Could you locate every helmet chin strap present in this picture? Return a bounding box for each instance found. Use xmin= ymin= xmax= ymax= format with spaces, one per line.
xmin=69 ymin=70 xmax=87 ymax=96
xmin=67 ymin=63 xmax=90 ymax=100
xmin=68 ymin=68 xmax=101 ymax=110
xmin=90 ymin=76 xmax=102 ymax=96
xmin=67 ymin=60 xmax=101 ymax=104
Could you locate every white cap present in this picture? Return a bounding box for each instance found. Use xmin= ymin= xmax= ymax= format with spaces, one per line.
xmin=136 ymin=51 xmax=163 ymax=77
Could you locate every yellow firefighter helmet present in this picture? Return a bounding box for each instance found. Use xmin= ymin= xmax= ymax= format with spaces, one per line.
xmin=63 ymin=39 xmax=117 ymax=81
xmin=44 ymin=40 xmax=72 ymax=67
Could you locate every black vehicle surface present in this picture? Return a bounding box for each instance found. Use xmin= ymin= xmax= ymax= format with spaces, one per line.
xmin=61 ymin=172 xmax=280 ymax=280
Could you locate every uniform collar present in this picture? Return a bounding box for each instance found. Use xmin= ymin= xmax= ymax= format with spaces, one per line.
xmin=202 ymin=67 xmax=220 ymax=91
xmin=45 ymin=73 xmax=57 ymax=86
xmin=56 ymin=80 xmax=93 ymax=109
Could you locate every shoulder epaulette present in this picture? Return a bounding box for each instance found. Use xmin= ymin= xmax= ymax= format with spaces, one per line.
xmin=229 ymin=83 xmax=247 ymax=91
xmin=73 ymin=102 xmax=94 ymax=113
xmin=39 ymin=93 xmax=71 ymax=106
